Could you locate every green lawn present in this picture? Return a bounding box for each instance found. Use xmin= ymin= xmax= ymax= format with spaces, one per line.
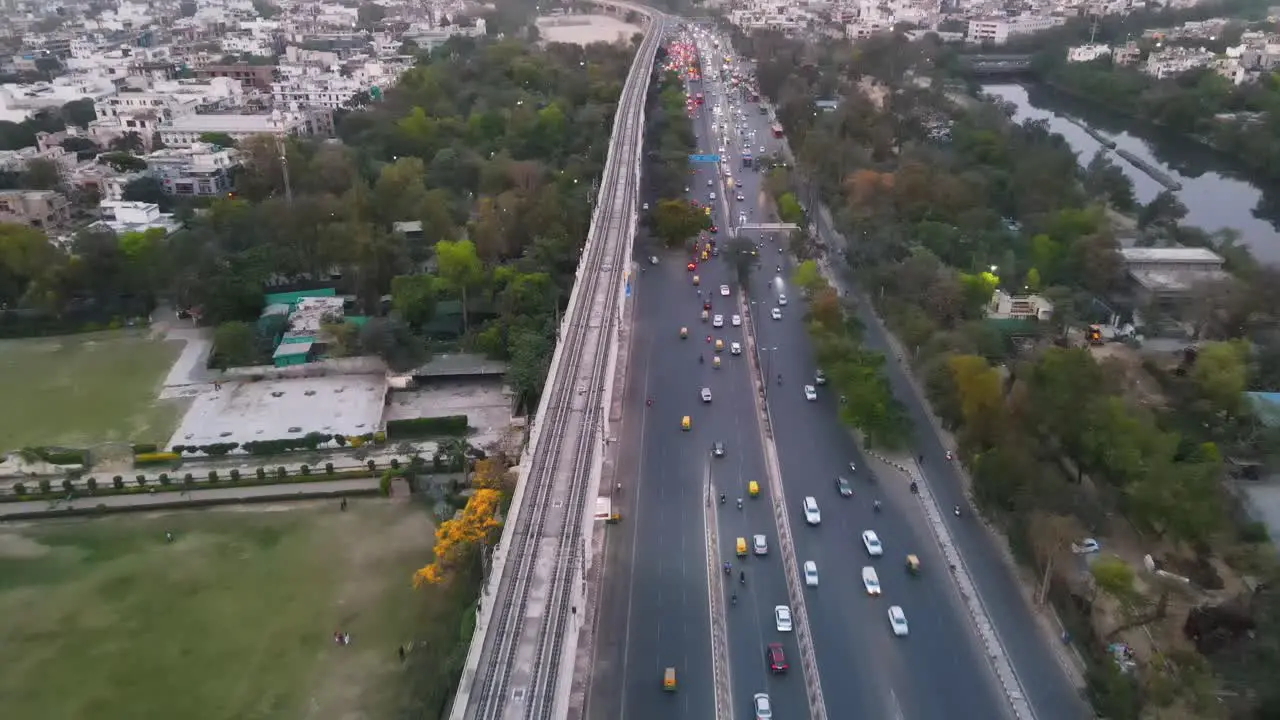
xmin=0 ymin=330 xmax=183 ymax=451
xmin=0 ymin=501 xmax=467 ymax=720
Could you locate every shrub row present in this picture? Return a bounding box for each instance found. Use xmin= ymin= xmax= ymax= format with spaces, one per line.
xmin=131 ymin=443 xmax=158 ymax=454
xmin=170 ymin=431 xmax=388 ymax=457
xmin=25 ymin=446 xmax=88 ymax=466
xmin=9 ymin=456 xmax=434 ymax=501
xmin=386 ymin=415 xmax=469 ymax=439
xmin=134 ymin=451 xmax=181 ymax=467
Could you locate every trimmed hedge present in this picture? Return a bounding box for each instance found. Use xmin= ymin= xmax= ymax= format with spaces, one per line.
xmin=134 ymin=451 xmax=181 ymax=467
xmin=131 ymin=443 xmax=158 ymax=454
xmin=386 ymin=415 xmax=469 ymax=438
xmin=6 ymin=468 xmax=387 ymax=503
xmin=28 ymin=446 xmax=88 ymax=465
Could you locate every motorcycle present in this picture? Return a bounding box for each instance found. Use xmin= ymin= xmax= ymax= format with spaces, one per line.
xmin=954 ymin=505 xmax=962 ymax=517
xmin=873 ymin=500 xmax=881 ymax=513
xmin=699 ymin=355 xmax=704 ymax=364
xmin=646 ymin=398 xmax=652 ymax=407
xmin=739 ymin=571 xmax=745 ymax=585
xmin=731 ymin=593 xmax=737 ymax=606
xmin=909 ymin=481 xmax=918 ymax=494
xmin=736 ymin=498 xmax=743 ymax=509
xmin=723 ymin=562 xmax=731 ymax=575
xmin=776 ymin=374 xmax=782 ymax=385
xmin=719 ymin=493 xmax=726 ymax=505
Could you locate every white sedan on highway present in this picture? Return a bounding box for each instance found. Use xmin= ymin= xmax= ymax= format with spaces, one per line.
xmin=862 ymin=566 xmax=881 ymax=595
xmin=713 ymin=314 xmax=724 ymax=328
xmin=774 ymin=605 xmax=793 ymax=632
xmin=802 ymin=496 xmax=821 ymax=525
xmin=888 ymin=606 xmax=909 ymax=637
xmin=862 ymin=530 xmax=884 ymax=556
xmin=803 ymin=385 xmax=817 ymax=401
xmin=701 ymin=387 xmax=712 ymax=403
xmin=770 ymin=307 xmax=782 ymax=321
xmin=803 ymin=560 xmax=819 ymax=587
xmin=731 ymin=314 xmax=741 ymax=326
xmin=719 ymin=284 xmax=730 ymax=296
xmin=730 ymin=341 xmax=742 ymax=355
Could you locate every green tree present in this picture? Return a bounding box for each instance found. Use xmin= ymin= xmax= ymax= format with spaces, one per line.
xmin=791 ymin=260 xmax=823 ymax=294
xmin=98 ymin=152 xmax=147 ymax=173
xmin=197 ymin=132 xmax=237 ymax=148
xmin=1191 ymin=339 xmax=1248 ymax=414
xmin=20 ymin=158 xmax=60 ymax=190
xmin=359 ymin=316 xmax=427 ymax=372
xmin=651 ymin=198 xmax=708 ymax=248
xmin=391 ymin=274 xmax=438 ymax=329
xmin=212 ymin=321 xmax=259 ymax=368
xmin=435 ymin=239 xmax=484 ymax=333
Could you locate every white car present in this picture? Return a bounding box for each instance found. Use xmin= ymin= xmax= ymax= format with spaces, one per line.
xmin=713 ymin=314 xmax=724 ymax=328
xmin=730 ymin=341 xmax=742 ymax=355
xmin=753 ymin=693 xmax=773 ymax=720
xmin=759 ymin=145 xmax=766 ymax=153
xmin=701 ymin=387 xmax=712 ymax=403
xmin=774 ymin=605 xmax=793 ymax=632
xmin=888 ymin=605 xmax=909 ymax=637
xmin=707 ymin=179 xmax=713 ymax=186
xmin=777 ymin=294 xmax=787 ymax=306
xmin=753 ymin=534 xmax=768 ymax=555
xmin=862 ymin=566 xmax=881 ymax=595
xmin=802 ymin=496 xmax=821 ymax=525
xmin=770 ymin=308 xmax=782 ymax=321
xmin=803 ymin=385 xmax=817 ymax=401
xmin=731 ymin=314 xmax=741 ymax=326
xmin=862 ymin=530 xmax=884 ymax=556
xmin=803 ymin=560 xmax=819 ymax=587
xmin=709 ymin=192 xmax=717 ymax=201
xmin=719 ymin=284 xmax=730 ymax=296
xmin=736 ymin=194 xmax=745 ymax=201
xmin=649 ymin=255 xmax=659 ymax=265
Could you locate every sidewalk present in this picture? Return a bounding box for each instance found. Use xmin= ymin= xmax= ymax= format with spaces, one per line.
xmin=0 ymin=478 xmax=381 ymax=520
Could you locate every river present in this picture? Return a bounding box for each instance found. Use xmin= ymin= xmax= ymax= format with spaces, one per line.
xmin=982 ymin=83 xmax=1280 ymax=264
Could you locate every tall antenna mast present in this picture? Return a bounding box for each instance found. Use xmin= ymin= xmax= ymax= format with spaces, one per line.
xmin=276 ymin=133 xmax=293 ymax=203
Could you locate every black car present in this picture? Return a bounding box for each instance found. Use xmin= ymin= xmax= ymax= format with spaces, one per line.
xmin=712 ymin=442 xmax=726 ymax=457
xmin=835 ymin=476 xmax=853 ymax=497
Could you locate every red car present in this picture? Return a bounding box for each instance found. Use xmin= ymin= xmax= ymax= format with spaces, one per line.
xmin=687 ymin=262 xmax=697 ymax=271
xmin=703 ymin=300 xmax=711 ymax=311
xmin=709 ymin=225 xmax=718 ymax=233
xmin=766 ymin=643 xmax=788 ymax=673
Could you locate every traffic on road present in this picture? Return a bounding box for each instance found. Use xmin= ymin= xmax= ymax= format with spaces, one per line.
xmin=604 ymin=21 xmax=1085 ymax=720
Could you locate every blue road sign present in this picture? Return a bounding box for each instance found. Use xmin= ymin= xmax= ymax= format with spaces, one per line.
xmin=689 ymin=154 xmax=721 ymax=163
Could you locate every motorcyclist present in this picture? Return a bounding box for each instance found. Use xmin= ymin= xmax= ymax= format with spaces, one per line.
xmin=954 ymin=504 xmax=961 ymax=517
xmin=699 ymin=355 xmax=704 ymax=364
xmin=731 ymin=593 xmax=737 ymax=606
xmin=873 ymin=500 xmax=882 ymax=512
xmin=646 ymin=397 xmax=652 ymax=406
xmin=777 ymin=373 xmax=782 ymax=385
xmin=739 ymin=570 xmax=745 ymax=584
xmin=720 ymin=493 xmax=726 ymax=504
xmin=909 ymin=481 xmax=918 ymax=494
xmin=723 ymin=562 xmax=731 ymax=574
xmin=736 ymin=497 xmax=743 ymax=509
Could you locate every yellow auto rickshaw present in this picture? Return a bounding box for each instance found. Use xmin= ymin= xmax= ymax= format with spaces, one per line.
xmin=680 ymin=326 xmax=688 ymax=338
xmin=714 ymin=339 xmax=724 ymax=353
xmin=747 ymin=480 xmax=759 ymax=497
xmin=906 ymin=554 xmax=920 ymax=575
xmin=712 ymin=356 xmax=721 ymax=369
xmin=681 ymin=415 xmax=691 ymax=431
xmin=663 ymin=666 xmax=677 ymax=692
xmin=692 ymin=274 xmax=701 ymax=286
xmin=701 ymin=250 xmax=709 ymax=261
xmin=735 ymin=537 xmax=747 ymax=556
xmin=701 ymin=310 xmax=709 ymax=322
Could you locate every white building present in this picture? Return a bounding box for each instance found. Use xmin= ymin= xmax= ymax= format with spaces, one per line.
xmin=987 ymin=289 xmax=1055 ymax=322
xmin=967 ymin=15 xmax=1067 ymax=45
xmin=1144 ymin=47 xmax=1215 ymax=78
xmin=93 ymin=77 xmax=244 ymax=148
xmin=93 ymin=200 xmax=182 ymax=234
xmin=144 ymin=142 xmax=240 ymax=197
xmin=1068 ymin=44 xmax=1113 ymax=63
xmin=157 ymin=108 xmax=333 ymax=147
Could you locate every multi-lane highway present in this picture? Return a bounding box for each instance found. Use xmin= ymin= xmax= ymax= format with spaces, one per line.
xmin=595 ymin=24 xmax=1089 ymax=720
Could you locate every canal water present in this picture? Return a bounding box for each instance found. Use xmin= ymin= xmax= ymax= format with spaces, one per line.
xmin=982 ymin=83 xmax=1280 ymax=264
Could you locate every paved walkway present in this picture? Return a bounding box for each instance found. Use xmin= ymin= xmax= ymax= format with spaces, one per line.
xmin=0 ymin=478 xmax=381 ymax=519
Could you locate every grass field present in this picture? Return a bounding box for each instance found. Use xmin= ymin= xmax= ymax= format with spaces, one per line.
xmin=0 ymin=500 xmax=472 ymax=720
xmin=0 ymin=330 xmax=183 ymax=451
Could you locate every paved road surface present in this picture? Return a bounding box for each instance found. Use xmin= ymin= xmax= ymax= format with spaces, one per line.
xmin=701 ymin=43 xmax=1019 ymax=720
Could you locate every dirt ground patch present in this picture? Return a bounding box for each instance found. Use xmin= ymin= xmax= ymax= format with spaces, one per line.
xmin=0 ymin=500 xmax=450 ymax=720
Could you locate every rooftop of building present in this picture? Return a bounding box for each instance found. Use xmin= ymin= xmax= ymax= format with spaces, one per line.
xmin=1120 ymin=247 xmax=1224 ymax=264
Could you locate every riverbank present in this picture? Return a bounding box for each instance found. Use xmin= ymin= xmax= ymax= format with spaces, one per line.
xmin=982 ymin=82 xmax=1280 ymax=263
